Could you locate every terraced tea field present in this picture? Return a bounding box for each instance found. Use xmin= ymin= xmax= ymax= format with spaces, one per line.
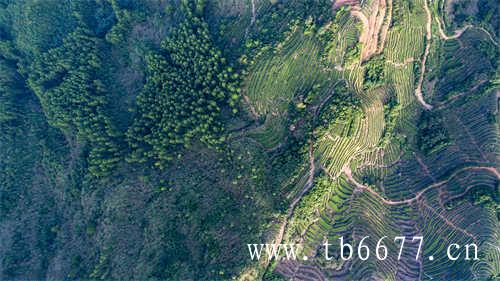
xmin=236 ymin=0 xmax=499 ymax=280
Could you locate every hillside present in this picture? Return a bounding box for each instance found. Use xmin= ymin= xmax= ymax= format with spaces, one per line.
xmin=0 ymin=0 xmax=498 ymax=280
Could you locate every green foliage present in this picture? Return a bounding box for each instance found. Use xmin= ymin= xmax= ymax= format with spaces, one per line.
xmin=0 ymin=58 xmax=22 ymax=126
xmin=71 ymin=0 xmax=116 ymax=38
xmin=317 ymin=6 xmax=357 ymax=64
xmin=0 ymin=20 xmax=37 ymax=216
xmin=105 ymin=0 xmax=133 ymax=44
xmin=10 ymin=0 xmax=76 ymax=56
xmin=446 ymin=181 xmax=499 ymax=219
xmin=28 ymin=28 xmax=122 ymax=177
xmin=294 ymin=176 xmax=331 ymax=218
xmin=245 ymin=0 xmax=332 ymax=51
xmin=380 ymin=89 xmax=401 ymax=144
xmin=345 ymin=42 xmax=361 ymax=65
xmin=429 ymin=30 xmax=497 ymax=102
xmin=477 ymin=0 xmax=499 ymax=34
xmin=2 ymin=231 xmax=30 ymax=278
xmin=263 ymin=271 xmax=289 ymax=281
xmin=319 ymin=94 xmax=362 ymax=124
xmin=450 ymin=0 xmax=498 ymax=35
xmin=363 ymin=56 xmax=385 ymax=89
xmin=416 ymin=111 xmax=451 ymax=155
xmin=127 ymin=13 xmax=240 ymax=169
xmin=124 ymin=142 xmax=277 ymax=280
xmin=317 ymin=82 xmax=363 ymax=136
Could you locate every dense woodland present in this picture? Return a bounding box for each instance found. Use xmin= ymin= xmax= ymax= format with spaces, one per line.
xmin=29 ymin=28 xmax=123 ymax=177
xmin=127 ymin=8 xmax=240 ymax=169
xmin=0 ymin=0 xmax=331 ymax=279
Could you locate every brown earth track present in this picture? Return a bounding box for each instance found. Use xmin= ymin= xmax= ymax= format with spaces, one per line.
xmin=415 ymin=0 xmax=434 ymax=110
xmin=342 ymin=164 xmax=499 ymax=206
xmin=349 ymin=0 xmax=392 ymax=62
xmin=435 ymin=15 xmax=499 ymax=47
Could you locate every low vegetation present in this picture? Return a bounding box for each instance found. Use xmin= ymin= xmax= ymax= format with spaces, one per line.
xmin=416 ymin=111 xmax=451 ymax=155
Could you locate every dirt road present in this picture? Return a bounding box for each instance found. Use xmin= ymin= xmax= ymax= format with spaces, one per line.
xmin=415 ymin=0 xmax=434 ymax=110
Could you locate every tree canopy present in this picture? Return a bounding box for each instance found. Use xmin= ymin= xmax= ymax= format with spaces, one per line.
xmin=127 ymin=10 xmax=239 ymax=169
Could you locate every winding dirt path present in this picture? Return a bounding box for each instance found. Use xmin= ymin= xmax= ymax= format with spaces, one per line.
xmin=387 ymin=57 xmax=414 ymax=67
xmin=264 ymin=143 xmax=315 ymax=273
xmin=244 ymin=0 xmax=257 ymax=39
xmin=419 ymin=200 xmax=478 ymax=244
xmin=410 ymin=1 xmax=497 ymax=115
xmin=452 ymin=111 xmax=489 ymax=161
xmin=250 ymin=0 xmax=256 ymax=26
xmin=351 ymin=8 xmax=369 ymax=43
xmin=435 ymin=16 xmax=499 ymax=47
xmin=378 ymin=0 xmax=392 ymax=54
xmin=414 ymin=152 xmax=436 ymax=182
xmin=415 ymin=0 xmax=434 ymax=110
xmin=342 ymin=164 xmax=499 ymax=206
xmin=350 ymin=0 xmax=390 ymax=61
xmin=435 ymin=16 xmax=471 ymax=40
xmin=434 ymin=79 xmax=488 ymax=109
xmin=476 ymin=26 xmax=500 ymax=47
xmin=242 ymin=93 xmax=259 ymax=119
xmin=266 ymin=82 xmax=348 ymax=274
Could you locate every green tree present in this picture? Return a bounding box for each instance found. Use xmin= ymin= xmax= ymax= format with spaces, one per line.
xmin=127 ymin=10 xmax=240 ymax=169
